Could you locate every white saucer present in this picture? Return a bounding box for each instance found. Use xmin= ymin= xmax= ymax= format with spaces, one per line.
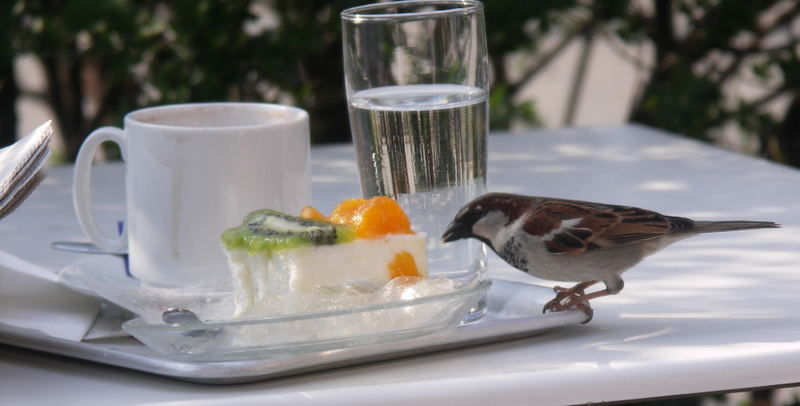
xmin=58 ymin=256 xmax=234 ymax=324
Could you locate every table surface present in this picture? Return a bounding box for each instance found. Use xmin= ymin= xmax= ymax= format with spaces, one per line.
xmin=2 ymin=124 xmax=799 ymax=405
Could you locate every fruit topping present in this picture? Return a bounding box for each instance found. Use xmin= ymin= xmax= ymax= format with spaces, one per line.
xmin=388 ymin=250 xmax=423 ymax=279
xmin=310 ymin=196 xmax=413 ymax=239
xmin=221 ymin=209 xmax=356 ymax=255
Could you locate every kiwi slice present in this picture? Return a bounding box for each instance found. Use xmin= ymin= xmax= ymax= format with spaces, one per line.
xmin=221 ymin=209 xmax=356 ymax=256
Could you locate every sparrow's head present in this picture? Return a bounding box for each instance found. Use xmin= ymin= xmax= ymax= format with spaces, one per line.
xmin=441 ymin=193 xmax=533 ymax=246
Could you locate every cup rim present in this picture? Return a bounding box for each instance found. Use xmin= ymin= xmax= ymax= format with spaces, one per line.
xmin=341 ymin=0 xmax=482 ymax=22
xmin=125 ymin=102 xmax=309 ymax=131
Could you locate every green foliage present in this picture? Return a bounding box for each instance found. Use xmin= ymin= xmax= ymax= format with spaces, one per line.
xmin=489 ymin=83 xmax=540 ymax=130
xmin=624 ymin=0 xmax=799 ymax=163
xmin=482 ymin=0 xmax=583 ymax=129
xmin=633 ymin=64 xmax=726 ymax=140
xmin=6 ymin=0 xmax=362 ymax=158
xmin=484 ymin=0 xmax=578 ymax=55
xmin=3 ymin=0 xmax=799 ymax=167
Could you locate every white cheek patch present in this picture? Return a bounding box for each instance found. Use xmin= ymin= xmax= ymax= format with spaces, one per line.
xmin=475 ymin=212 xmax=530 ymax=250
xmin=472 ymin=211 xmax=510 ymax=245
xmin=540 ymin=218 xmax=582 ymax=241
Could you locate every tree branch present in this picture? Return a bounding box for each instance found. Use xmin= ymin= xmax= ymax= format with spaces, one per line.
xmin=88 ymin=83 xmax=121 ymax=132
xmin=653 ymin=0 xmax=676 ymax=67
xmin=714 ymin=3 xmax=799 ymax=85
xmin=751 ymin=84 xmax=795 ymax=111
xmin=563 ymin=28 xmax=595 ymax=126
xmin=598 ymin=27 xmax=651 ymax=72
xmin=42 ymin=56 xmax=67 ymax=138
xmin=0 ymin=60 xmax=18 ymax=147
xmin=507 ymin=17 xmax=595 ymax=98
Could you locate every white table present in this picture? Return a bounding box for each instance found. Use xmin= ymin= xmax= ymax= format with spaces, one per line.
xmin=2 ymin=124 xmax=799 ymax=405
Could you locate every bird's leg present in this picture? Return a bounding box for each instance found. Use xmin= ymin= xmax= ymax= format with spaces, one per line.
xmin=543 ymin=277 xmax=624 ymax=323
xmin=561 ymin=288 xmax=619 ymax=323
xmin=543 ymin=280 xmax=602 ymax=323
xmin=552 ymin=280 xmax=598 ymax=298
xmin=545 ymin=280 xmax=598 ymax=311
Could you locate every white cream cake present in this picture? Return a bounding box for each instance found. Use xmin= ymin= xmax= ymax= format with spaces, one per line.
xmin=221 ymin=200 xmax=429 ymax=317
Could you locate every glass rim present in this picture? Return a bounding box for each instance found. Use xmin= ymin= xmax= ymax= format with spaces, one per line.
xmin=124 ymin=102 xmax=308 ymax=131
xmin=341 ymin=0 xmax=483 ymax=22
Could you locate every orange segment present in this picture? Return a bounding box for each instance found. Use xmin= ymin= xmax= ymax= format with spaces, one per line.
xmin=355 ymin=196 xmax=413 ymax=239
xmin=316 ymin=196 xmax=414 ymax=239
xmin=327 ymin=198 xmax=367 ymax=226
xmin=300 ymin=206 xmax=326 ymax=220
xmin=387 ymin=250 xmax=422 ymax=279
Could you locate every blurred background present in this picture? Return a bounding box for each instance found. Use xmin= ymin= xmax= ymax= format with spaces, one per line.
xmin=2 ymin=0 xmax=799 ymax=167
xmin=1 ymin=1 xmax=800 ymax=404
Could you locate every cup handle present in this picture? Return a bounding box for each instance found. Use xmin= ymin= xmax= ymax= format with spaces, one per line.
xmin=72 ymin=127 xmax=128 ymax=251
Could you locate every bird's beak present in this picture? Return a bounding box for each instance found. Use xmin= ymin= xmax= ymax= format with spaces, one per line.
xmin=441 ymin=220 xmax=471 ymax=243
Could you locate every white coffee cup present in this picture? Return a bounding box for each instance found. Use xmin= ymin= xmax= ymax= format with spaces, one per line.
xmin=73 ymin=103 xmax=311 ymax=286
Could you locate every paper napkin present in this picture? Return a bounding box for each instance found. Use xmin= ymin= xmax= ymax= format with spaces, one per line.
xmin=0 ymin=249 xmax=100 ymax=341
xmin=0 ymin=121 xmax=52 ymax=219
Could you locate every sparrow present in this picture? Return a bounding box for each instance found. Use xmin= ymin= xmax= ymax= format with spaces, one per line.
xmin=441 ymin=192 xmax=779 ymax=323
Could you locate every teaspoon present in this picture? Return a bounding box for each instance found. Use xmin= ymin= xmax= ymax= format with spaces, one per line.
xmin=51 ymin=241 xmax=127 ymax=256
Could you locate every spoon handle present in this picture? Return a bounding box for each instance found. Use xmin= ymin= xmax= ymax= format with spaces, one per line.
xmin=51 ymin=241 xmax=128 ymax=256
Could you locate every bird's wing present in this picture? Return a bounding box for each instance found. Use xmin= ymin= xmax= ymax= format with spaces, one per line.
xmin=523 ymin=199 xmax=674 ymax=254
xmin=594 ymin=206 xmax=673 ymax=247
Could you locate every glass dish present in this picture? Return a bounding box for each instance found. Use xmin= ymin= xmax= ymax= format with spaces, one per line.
xmin=122 ymin=279 xmax=491 ymax=361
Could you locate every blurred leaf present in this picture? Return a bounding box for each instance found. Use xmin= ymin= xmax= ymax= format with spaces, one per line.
xmin=4 ymin=0 xmax=800 ymax=169
xmin=633 ymin=64 xmax=727 ymax=140
xmin=751 ymin=61 xmax=771 ymax=81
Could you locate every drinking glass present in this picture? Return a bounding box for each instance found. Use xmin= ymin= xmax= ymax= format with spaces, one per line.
xmin=341 ymin=1 xmax=489 ymax=282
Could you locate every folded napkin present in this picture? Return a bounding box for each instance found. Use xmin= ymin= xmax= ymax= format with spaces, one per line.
xmin=0 ymin=121 xmax=52 ymax=219
xmin=0 ymin=249 xmax=100 ymax=341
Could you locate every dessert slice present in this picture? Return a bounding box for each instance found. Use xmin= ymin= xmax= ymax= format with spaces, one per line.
xmin=221 ymin=197 xmax=428 ymax=317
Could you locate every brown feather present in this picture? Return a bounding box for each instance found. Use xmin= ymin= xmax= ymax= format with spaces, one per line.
xmin=523 ymin=199 xmax=619 ymax=254
xmin=525 ymin=198 xmax=678 ymax=254
xmin=593 ymin=206 xmax=672 ymax=247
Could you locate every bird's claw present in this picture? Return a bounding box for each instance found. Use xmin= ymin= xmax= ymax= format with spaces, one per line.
xmin=542 ymin=290 xmax=594 ymax=324
xmin=550 ymin=285 xmax=573 ymax=302
xmin=552 ymin=285 xmax=569 ymax=293
xmin=575 ymin=302 xmax=594 ymax=324
xmin=542 ymin=297 xmax=561 ymax=314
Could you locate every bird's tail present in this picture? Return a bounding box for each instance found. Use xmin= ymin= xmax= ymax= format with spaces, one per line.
xmin=693 ymin=220 xmax=780 ymax=233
